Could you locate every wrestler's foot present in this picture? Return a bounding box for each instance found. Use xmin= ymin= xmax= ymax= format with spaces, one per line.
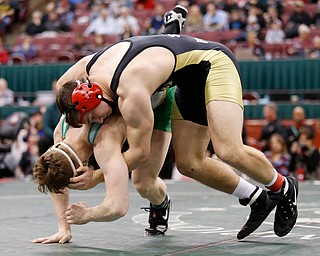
xmin=268 ymin=176 xmax=299 ymax=237
xmin=237 ymin=189 xmax=277 ymax=240
xmin=141 ymin=195 xmax=171 ymax=236
xmin=163 ymin=5 xmax=188 ymax=34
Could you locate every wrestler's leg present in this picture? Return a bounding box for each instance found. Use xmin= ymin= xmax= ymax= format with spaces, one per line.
xmin=131 ymin=129 xmax=171 ymax=205
xmin=206 ymin=101 xmax=275 ymax=184
xmin=172 ymin=120 xmax=240 ymax=193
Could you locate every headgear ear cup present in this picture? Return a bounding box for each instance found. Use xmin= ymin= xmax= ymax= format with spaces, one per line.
xmin=71 ymin=79 xmax=117 ymax=124
xmin=71 ymin=82 xmax=104 ymax=123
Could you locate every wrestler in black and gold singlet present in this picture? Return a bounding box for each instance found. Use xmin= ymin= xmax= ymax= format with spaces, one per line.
xmin=86 ymin=35 xmax=244 ymax=126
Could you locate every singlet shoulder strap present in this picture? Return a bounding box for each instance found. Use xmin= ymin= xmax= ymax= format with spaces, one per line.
xmin=61 ymin=115 xmax=69 ymax=140
xmin=87 ymin=122 xmax=103 ymax=145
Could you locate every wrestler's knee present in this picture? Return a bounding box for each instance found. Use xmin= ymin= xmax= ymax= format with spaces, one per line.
xmin=214 ymin=145 xmax=242 ymax=166
xmin=132 ymin=175 xmax=154 ymax=198
xmin=175 ymin=154 xmax=202 ymax=177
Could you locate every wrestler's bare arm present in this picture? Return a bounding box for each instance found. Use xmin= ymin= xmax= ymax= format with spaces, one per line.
xmin=118 ymin=87 xmax=154 ymax=171
xmin=66 ymin=120 xmax=129 ymax=224
xmin=56 ymin=55 xmax=93 ymax=89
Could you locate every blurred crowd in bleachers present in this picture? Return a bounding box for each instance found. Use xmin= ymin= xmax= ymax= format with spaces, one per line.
xmin=0 ymin=0 xmax=320 ymax=65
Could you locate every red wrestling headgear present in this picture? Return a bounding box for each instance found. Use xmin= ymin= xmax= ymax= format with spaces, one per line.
xmin=71 ymin=79 xmax=116 ymax=124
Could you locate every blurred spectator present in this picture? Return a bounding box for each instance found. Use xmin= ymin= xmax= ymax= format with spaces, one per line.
xmin=286 ymin=24 xmax=311 ymax=58
xmin=140 ymin=17 xmax=158 ymax=35
xmin=309 ymin=35 xmax=320 ymax=58
xmin=265 ymin=19 xmax=285 ymax=44
xmin=258 ymin=102 xmax=288 ymax=151
xmin=264 ymin=133 xmax=291 ymax=176
xmin=12 ymin=35 xmax=37 ymax=62
xmin=120 ymin=23 xmax=134 ymax=40
xmin=285 ymin=0 xmax=312 ymax=39
xmin=88 ymin=33 xmax=107 ymax=53
xmin=235 ymin=30 xmax=265 ymax=60
xmin=0 ymin=77 xmax=14 ymax=107
xmin=116 ymin=5 xmax=140 ymax=36
xmin=0 ymin=0 xmax=14 ymax=35
xmin=222 ymin=0 xmax=240 ymax=13
xmin=13 ymin=110 xmax=44 ymax=180
xmin=25 ymin=10 xmax=45 ymax=36
xmin=287 ymin=106 xmax=315 ymax=149
xmin=38 ymin=80 xmax=60 ymax=156
xmin=311 ymin=1 xmax=320 ymax=28
xmin=41 ymin=2 xmax=56 ymax=25
xmin=84 ymin=8 xmax=117 ymax=36
xmin=15 ymin=133 xmax=39 ymax=180
xmin=245 ymin=1 xmax=266 ymax=29
xmin=265 ymin=0 xmax=283 ymax=18
xmin=43 ymin=11 xmax=71 ymax=32
xmin=263 ymin=5 xmax=282 ymax=29
xmin=135 ymin=0 xmax=155 ymax=10
xmin=203 ymin=2 xmax=229 ymax=31
xmin=290 ymin=127 xmax=320 ymax=180
xmin=229 ymin=9 xmax=246 ymax=31
xmin=150 ymin=4 xmax=164 ymax=33
xmin=0 ymin=36 xmax=9 ymax=64
xmin=185 ymin=4 xmax=204 ymax=33
xmin=69 ymin=33 xmax=91 ymax=60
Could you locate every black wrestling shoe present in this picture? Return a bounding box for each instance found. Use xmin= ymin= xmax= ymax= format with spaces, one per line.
xmin=268 ymin=176 xmax=299 ymax=237
xmin=141 ymin=196 xmax=171 ymax=236
xmin=163 ymin=5 xmax=188 ymax=34
xmin=237 ymin=190 xmax=277 ymax=240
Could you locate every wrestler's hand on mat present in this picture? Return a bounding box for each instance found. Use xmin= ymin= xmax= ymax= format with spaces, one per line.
xmin=68 ymin=166 xmax=98 ymax=190
xmin=31 ymin=231 xmax=72 ymax=244
xmin=66 ymin=202 xmax=91 ymax=224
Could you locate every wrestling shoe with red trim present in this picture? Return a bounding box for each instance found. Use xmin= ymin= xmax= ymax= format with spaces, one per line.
xmin=141 ymin=196 xmax=171 ymax=236
xmin=237 ymin=190 xmax=277 ymax=240
xmin=268 ymin=176 xmax=299 ymax=237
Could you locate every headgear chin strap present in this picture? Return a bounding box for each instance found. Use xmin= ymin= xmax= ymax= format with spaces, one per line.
xmin=71 ymin=78 xmax=116 ymax=123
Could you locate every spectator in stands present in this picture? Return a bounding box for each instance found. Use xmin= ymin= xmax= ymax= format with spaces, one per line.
xmin=41 ymin=2 xmax=56 ymax=25
xmin=0 ymin=36 xmax=9 ymax=64
xmin=15 ymin=110 xmax=44 ymax=180
xmin=69 ymin=33 xmax=91 ymax=60
xmin=150 ymin=4 xmax=165 ymax=33
xmin=229 ymin=9 xmax=246 ymax=31
xmin=0 ymin=0 xmax=14 ymax=35
xmin=0 ymin=77 xmax=14 ymax=107
xmin=264 ymin=133 xmax=291 ymax=176
xmin=263 ymin=5 xmax=282 ymax=29
xmin=38 ymin=80 xmax=61 ymax=156
xmin=287 ymin=106 xmax=315 ymax=149
xmin=116 ymin=5 xmax=140 ymax=36
xmin=43 ymin=11 xmax=71 ymax=32
xmin=311 ymin=1 xmax=320 ymax=28
xmin=25 ymin=10 xmax=45 ymax=36
xmin=286 ymin=24 xmax=311 ymax=58
xmin=265 ymin=19 xmax=285 ymax=44
xmin=285 ymin=0 xmax=312 ymax=39
xmin=185 ymin=4 xmax=204 ymax=33
xmin=290 ymin=127 xmax=320 ymax=180
xmin=203 ymin=2 xmax=229 ymax=31
xmin=88 ymin=33 xmax=107 ymax=53
xmin=120 ymin=23 xmax=134 ymax=40
xmin=309 ymin=35 xmax=320 ymax=58
xmin=84 ymin=8 xmax=117 ymax=36
xmin=221 ymin=0 xmax=240 ymax=13
xmin=235 ymin=30 xmax=265 ymax=60
xmin=135 ymin=0 xmax=155 ymax=10
xmin=12 ymin=35 xmax=37 ymax=62
xmin=140 ymin=17 xmax=158 ymax=36
xmin=258 ymin=102 xmax=288 ymax=152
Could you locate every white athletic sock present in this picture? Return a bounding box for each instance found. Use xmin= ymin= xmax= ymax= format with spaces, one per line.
xmin=232 ymin=177 xmax=262 ymax=202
